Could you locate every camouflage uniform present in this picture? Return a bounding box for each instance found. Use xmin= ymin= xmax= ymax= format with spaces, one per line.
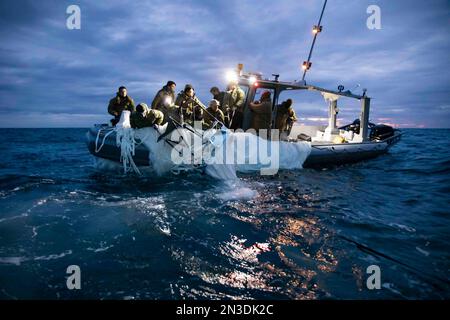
xmin=228 ymin=86 xmax=245 ymax=129
xmin=275 ymin=104 xmax=297 ymax=132
xmin=151 ymin=85 xmax=176 ymax=110
xmin=203 ymin=106 xmax=225 ymax=129
xmin=108 ymin=94 xmax=136 ymax=125
xmin=249 ymin=98 xmax=272 ymax=132
xmin=175 ymin=91 xmax=205 ymax=125
xmin=130 ymin=104 xmax=164 ymax=129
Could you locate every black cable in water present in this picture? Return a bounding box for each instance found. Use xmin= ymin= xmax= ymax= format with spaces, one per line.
xmin=337 ymin=234 xmax=450 ymax=291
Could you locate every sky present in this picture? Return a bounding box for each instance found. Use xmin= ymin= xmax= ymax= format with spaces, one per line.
xmin=0 ymin=0 xmax=449 ymax=128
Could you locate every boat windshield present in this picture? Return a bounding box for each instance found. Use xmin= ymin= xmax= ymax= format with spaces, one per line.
xmin=254 ymin=87 xmax=275 ymax=102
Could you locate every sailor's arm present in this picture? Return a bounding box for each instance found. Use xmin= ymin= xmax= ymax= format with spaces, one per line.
xmin=154 ymin=110 xmax=164 ymax=125
xmin=193 ymin=96 xmax=207 ymax=110
xmin=108 ymin=99 xmax=118 ymax=116
xmin=217 ymin=110 xmax=225 ymax=123
xmin=249 ymin=101 xmax=266 ymax=113
xmin=151 ymin=91 xmax=162 ymax=109
xmin=174 ymin=94 xmax=184 ymax=108
xmin=129 ymin=98 xmax=136 ymax=112
xmin=143 ymin=110 xmax=163 ymax=126
xmin=289 ymin=108 xmax=297 ymax=121
xmin=234 ymin=89 xmax=245 ymax=109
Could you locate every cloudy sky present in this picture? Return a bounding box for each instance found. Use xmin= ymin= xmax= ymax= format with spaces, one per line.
xmin=0 ymin=0 xmax=449 ymax=128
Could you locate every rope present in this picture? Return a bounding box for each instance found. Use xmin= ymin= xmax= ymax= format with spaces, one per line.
xmin=95 ymin=117 xmax=227 ymax=176
xmin=115 ymin=126 xmax=141 ymax=175
xmin=95 ymin=127 xmax=115 ymax=153
xmin=94 ymin=125 xmax=142 ymax=175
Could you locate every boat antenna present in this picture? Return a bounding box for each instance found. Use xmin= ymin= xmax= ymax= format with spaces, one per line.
xmin=301 ymin=0 xmax=328 ymax=81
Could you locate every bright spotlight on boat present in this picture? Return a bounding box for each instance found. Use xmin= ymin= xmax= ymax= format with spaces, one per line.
xmin=226 ymin=70 xmax=238 ymax=83
xmin=248 ymin=76 xmax=257 ymax=85
xmin=164 ymin=96 xmax=172 ymax=106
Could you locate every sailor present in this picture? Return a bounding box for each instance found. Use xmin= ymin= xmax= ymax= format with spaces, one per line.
xmin=108 ymin=86 xmax=136 ymax=126
xmin=203 ymin=99 xmax=225 ymax=129
xmin=210 ymin=86 xmax=232 ymax=127
xmin=130 ymin=103 xmax=164 ymax=129
xmin=175 ymin=84 xmax=205 ymax=125
xmin=275 ymin=99 xmax=297 ymax=138
xmin=227 ymin=82 xmax=246 ymax=130
xmin=151 ymin=81 xmax=176 ymax=110
xmin=249 ymin=90 xmax=272 ymax=133
xmin=209 ymin=87 xmax=225 ymax=108
xmin=158 ymin=96 xmax=180 ymax=125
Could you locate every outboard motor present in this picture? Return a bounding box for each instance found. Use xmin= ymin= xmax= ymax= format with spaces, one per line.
xmin=370 ymin=124 xmax=395 ymax=141
xmin=339 ymin=119 xmax=375 ymax=134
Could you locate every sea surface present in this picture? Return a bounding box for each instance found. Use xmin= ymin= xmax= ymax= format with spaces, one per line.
xmin=0 ymin=128 xmax=449 ymax=299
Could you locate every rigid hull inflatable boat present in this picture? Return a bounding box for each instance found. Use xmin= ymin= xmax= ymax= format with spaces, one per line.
xmin=86 ymin=119 xmax=401 ymax=170
xmin=86 ymin=72 xmax=402 ymax=171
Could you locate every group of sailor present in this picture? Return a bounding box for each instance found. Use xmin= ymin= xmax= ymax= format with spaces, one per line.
xmin=107 ymin=81 xmax=297 ymax=136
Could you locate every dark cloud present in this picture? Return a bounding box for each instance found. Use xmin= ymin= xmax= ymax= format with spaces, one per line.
xmin=0 ymin=0 xmax=449 ymax=127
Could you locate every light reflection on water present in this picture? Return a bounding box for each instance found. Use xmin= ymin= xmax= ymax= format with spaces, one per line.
xmin=165 ymin=185 xmax=342 ymax=300
xmin=0 ymin=128 xmax=449 ymax=299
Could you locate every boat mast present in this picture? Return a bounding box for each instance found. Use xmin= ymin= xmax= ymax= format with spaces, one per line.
xmin=301 ymin=0 xmax=328 ymax=81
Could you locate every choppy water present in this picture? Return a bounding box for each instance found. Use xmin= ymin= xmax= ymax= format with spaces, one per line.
xmin=0 ymin=128 xmax=449 ymax=299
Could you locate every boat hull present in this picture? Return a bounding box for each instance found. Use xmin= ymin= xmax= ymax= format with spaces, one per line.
xmin=86 ymin=125 xmax=402 ymax=169
xmin=303 ymin=133 xmax=401 ymax=167
xmin=86 ymin=125 xmax=150 ymax=166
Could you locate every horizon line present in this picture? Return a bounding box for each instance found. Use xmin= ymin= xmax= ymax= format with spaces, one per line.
xmin=0 ymin=126 xmax=449 ymax=130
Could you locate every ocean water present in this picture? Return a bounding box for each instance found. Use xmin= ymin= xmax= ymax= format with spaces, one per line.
xmin=0 ymin=128 xmax=448 ymax=300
